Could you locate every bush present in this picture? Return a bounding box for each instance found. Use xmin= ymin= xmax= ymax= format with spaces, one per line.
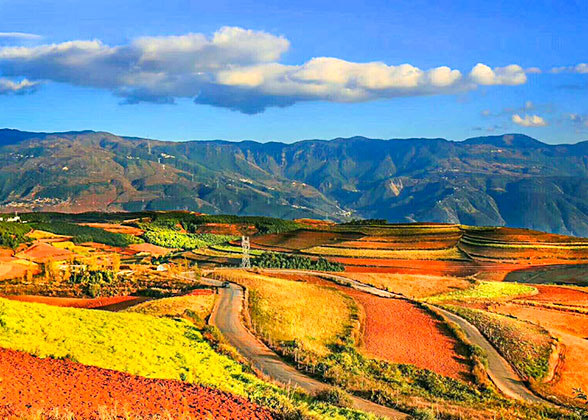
xmin=312 ymin=388 xmax=352 ymax=408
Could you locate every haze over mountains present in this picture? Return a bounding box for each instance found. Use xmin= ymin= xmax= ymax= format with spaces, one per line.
xmin=0 ymin=129 xmax=586 ymax=236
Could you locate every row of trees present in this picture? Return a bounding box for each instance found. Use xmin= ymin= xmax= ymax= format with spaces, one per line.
xmin=253 ymin=252 xmax=344 ymax=271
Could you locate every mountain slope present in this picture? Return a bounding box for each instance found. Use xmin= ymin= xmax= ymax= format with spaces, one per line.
xmin=0 ymin=129 xmax=587 ymax=236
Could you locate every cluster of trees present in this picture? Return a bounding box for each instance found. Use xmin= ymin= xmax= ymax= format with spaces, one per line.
xmin=0 ymin=222 xmax=32 ymax=250
xmin=32 ymin=222 xmax=141 ymax=247
xmin=141 ymin=225 xmax=235 ymax=250
xmin=149 ymin=212 xmax=301 ymax=235
xmin=253 ymin=252 xmax=344 ymax=271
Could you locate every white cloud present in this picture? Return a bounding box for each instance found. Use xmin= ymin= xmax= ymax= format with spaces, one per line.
xmin=511 ymin=114 xmax=547 ymax=127
xmin=0 ymin=77 xmax=39 ymax=94
xmin=0 ymin=26 xmax=530 ymax=113
xmin=0 ymin=32 xmax=41 ymax=41
xmin=469 ymin=63 xmax=527 ymax=86
xmin=525 ymin=67 xmax=542 ymax=74
xmin=569 ymin=114 xmax=588 ymax=127
xmin=551 ymin=63 xmax=588 ymax=74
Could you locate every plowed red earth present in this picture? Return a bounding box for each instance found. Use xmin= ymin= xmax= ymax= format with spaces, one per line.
xmin=270 ymin=272 xmax=470 ymax=381
xmin=3 ymin=295 xmax=139 ymax=309
xmin=517 ymin=285 xmax=588 ymax=308
xmin=0 ymin=348 xmax=275 ymax=420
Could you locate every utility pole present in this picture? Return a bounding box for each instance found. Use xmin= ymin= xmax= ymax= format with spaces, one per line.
xmin=241 ymin=236 xmax=251 ymax=269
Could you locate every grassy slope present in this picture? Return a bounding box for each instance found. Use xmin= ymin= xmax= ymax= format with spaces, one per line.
xmin=0 ymin=298 xmax=373 ymax=420
xmin=125 ymin=294 xmax=216 ymax=321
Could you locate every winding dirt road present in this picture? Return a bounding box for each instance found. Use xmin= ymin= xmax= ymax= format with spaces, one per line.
xmin=217 ymin=269 xmax=549 ymax=405
xmin=205 ymin=277 xmax=408 ymax=419
xmin=434 ymin=306 xmax=547 ymax=404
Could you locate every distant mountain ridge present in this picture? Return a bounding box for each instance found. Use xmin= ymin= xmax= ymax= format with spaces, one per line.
xmin=0 ymin=129 xmax=587 ymax=236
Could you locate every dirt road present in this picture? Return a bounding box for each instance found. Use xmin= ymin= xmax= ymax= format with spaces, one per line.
xmin=206 ymin=277 xmax=408 ymax=419
xmin=434 ymin=307 xmax=548 ymax=404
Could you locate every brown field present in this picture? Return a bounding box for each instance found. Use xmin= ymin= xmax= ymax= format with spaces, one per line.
xmin=0 ymin=347 xmax=274 ymax=420
xmin=340 ymin=272 xmax=472 ymax=298
xmin=294 ymin=218 xmax=336 ymax=227
xmin=270 ymin=272 xmax=470 ymax=380
xmin=193 ymin=222 xmax=256 ymax=236
xmin=303 ymin=245 xmax=467 ymax=260
xmin=334 ymin=239 xmax=459 ymax=250
xmin=252 ymin=229 xmax=360 ymax=251
xmin=491 ymin=303 xmax=588 ymax=402
xmin=81 ymin=223 xmax=145 ymax=236
xmin=465 ymin=227 xmax=588 ymax=244
xmin=16 ymin=242 xmax=73 ymax=263
xmin=127 ymin=242 xmax=171 ymax=257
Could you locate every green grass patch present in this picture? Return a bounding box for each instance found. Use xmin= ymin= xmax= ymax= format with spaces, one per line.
xmin=426 ymin=281 xmax=536 ymax=303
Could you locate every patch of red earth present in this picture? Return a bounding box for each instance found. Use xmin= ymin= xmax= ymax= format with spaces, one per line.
xmin=127 ymin=242 xmax=171 ymax=257
xmin=2 ymin=295 xmax=138 ymax=309
xmin=16 ymin=243 xmax=73 ymax=263
xmin=81 ymin=223 xmax=145 ymax=236
xmin=517 ymin=285 xmax=588 ymax=308
xmin=339 ymin=259 xmax=480 ymax=276
xmin=271 ymin=273 xmax=471 ymax=381
xmin=252 ymin=230 xmax=360 ymax=251
xmin=0 ymin=348 xmax=275 ymax=420
xmin=186 ymin=288 xmax=215 ymax=296
xmin=84 ymin=242 xmax=138 ymax=256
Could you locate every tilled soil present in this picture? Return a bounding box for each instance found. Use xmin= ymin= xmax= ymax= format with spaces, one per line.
xmin=0 ymin=348 xmax=275 ymax=420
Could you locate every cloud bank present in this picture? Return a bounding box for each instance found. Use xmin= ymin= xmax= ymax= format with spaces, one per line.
xmin=0 ymin=26 xmax=530 ymax=113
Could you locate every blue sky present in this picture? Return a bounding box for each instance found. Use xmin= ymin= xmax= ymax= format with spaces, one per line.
xmin=0 ymin=0 xmax=587 ymax=143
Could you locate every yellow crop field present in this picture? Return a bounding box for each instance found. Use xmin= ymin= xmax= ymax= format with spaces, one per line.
xmin=211 ymin=270 xmax=351 ymax=356
xmin=126 ymin=293 xmax=216 ymax=320
xmin=301 ymin=245 xmax=467 ymax=260
xmin=341 ymin=272 xmax=473 ymax=298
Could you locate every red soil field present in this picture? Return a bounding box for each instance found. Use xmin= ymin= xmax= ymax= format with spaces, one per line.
xmin=270 ymin=272 xmax=470 ymax=381
xmin=127 ymin=242 xmax=171 ymax=257
xmin=3 ymin=295 xmax=139 ymax=309
xmin=339 ymin=258 xmax=480 ymax=276
xmin=186 ymin=288 xmax=215 ymax=296
xmin=294 ymin=218 xmax=336 ymax=227
xmin=517 ymin=285 xmax=588 ymax=308
xmin=0 ymin=348 xmax=275 ymax=420
xmin=16 ymin=242 xmax=73 ymax=262
xmin=82 ymin=223 xmax=145 ymax=236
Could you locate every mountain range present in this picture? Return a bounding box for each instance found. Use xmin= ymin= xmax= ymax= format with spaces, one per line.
xmin=0 ymin=129 xmax=587 ymax=236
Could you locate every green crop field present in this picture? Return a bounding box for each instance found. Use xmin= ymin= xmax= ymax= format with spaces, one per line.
xmin=426 ymin=281 xmax=537 ymax=303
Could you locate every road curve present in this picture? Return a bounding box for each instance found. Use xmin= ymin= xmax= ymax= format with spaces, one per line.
xmin=253 ymin=270 xmax=550 ymax=405
xmin=205 ymin=277 xmax=408 ymax=419
xmin=433 ymin=307 xmax=548 ymax=404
